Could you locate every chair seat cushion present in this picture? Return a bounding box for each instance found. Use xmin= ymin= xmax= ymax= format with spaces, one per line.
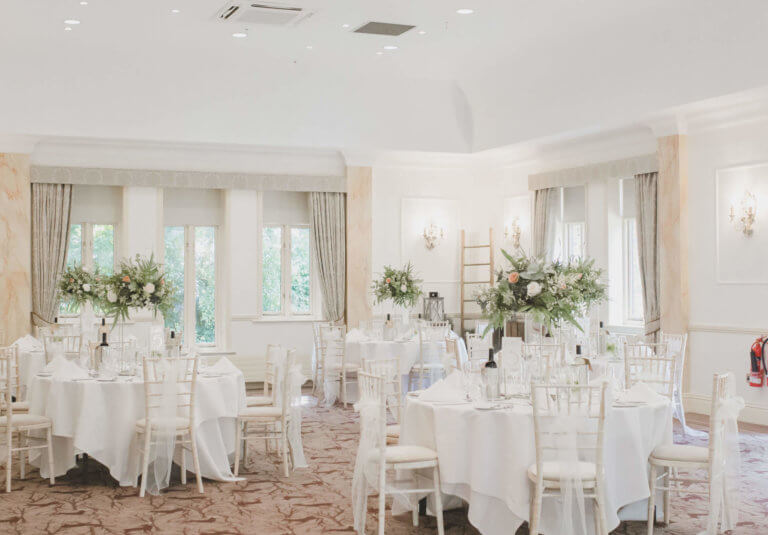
xmin=239 ymin=406 xmax=283 ymax=419
xmin=12 ymin=401 xmax=30 ymax=412
xmin=135 ymin=417 xmax=190 ymax=430
xmin=386 ymin=424 xmax=400 ymax=437
xmin=367 ymin=445 xmax=438 ymax=464
xmin=651 ymin=444 xmax=709 ymax=463
xmin=246 ymin=395 xmax=273 ymax=407
xmin=0 ymin=414 xmax=51 ymax=428
xmin=527 ymin=461 xmax=597 ymax=485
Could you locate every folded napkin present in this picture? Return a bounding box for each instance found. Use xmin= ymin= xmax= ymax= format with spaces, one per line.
xmin=12 ymin=334 xmax=43 ymax=352
xmin=616 ymin=382 xmax=668 ymax=405
xmin=345 ymin=328 xmax=368 ymax=343
xmin=418 ymin=371 xmax=465 ymax=402
xmin=207 ymin=356 xmax=241 ymax=375
xmin=44 ymin=356 xmax=89 ymax=380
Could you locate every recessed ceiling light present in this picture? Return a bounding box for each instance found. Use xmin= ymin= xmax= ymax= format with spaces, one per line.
xmin=456 ymin=8 xmax=474 ymax=15
xmin=342 ymin=24 xmax=350 ymax=28
xmin=171 ymin=9 xmax=180 ymax=14
xmin=306 ymin=45 xmax=313 ymax=49
xmin=64 ymin=19 xmax=81 ymax=25
xmin=232 ymin=32 xmax=247 ymax=38
xmin=383 ymin=45 xmax=398 ymax=50
xmin=64 ymin=26 xmax=73 ymax=31
xmin=79 ymin=1 xmax=88 ymax=5
xmin=376 ymin=51 xmax=383 ymax=56
xmin=418 ymin=30 xmax=427 ymax=35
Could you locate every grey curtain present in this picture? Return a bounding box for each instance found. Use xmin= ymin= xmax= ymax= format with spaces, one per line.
xmin=532 ymin=188 xmax=554 ymax=257
xmin=309 ymin=192 xmax=346 ymax=322
xmin=635 ymin=172 xmax=660 ymax=336
xmin=31 ymin=183 xmax=72 ymax=327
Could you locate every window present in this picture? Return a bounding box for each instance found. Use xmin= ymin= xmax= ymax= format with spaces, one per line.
xmin=61 ymin=223 xmax=116 ymax=314
xmin=564 ymin=222 xmax=585 ymax=261
xmin=262 ymin=225 xmax=311 ymax=316
xmin=164 ymin=226 xmax=217 ymax=346
xmin=619 ymin=178 xmax=644 ymax=324
xmin=546 ymin=185 xmax=586 ymax=262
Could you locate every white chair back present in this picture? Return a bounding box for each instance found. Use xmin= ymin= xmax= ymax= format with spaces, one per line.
xmin=523 ymin=342 xmax=562 ymax=382
xmin=0 ymin=346 xmax=20 ymax=419
xmin=501 ymin=336 xmax=523 ymax=371
xmin=142 ymin=354 xmax=198 ymax=426
xmin=43 ymin=334 xmax=82 ymax=364
xmin=263 ymin=344 xmax=283 ymax=398
xmin=362 ymin=357 xmax=403 ymax=424
xmin=624 ymin=342 xmax=675 ymax=398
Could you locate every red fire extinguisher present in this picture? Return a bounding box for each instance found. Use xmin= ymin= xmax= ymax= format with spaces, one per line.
xmin=748 ymin=337 xmax=768 ymax=387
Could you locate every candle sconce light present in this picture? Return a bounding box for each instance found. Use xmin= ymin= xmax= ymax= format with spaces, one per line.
xmin=504 ymin=217 xmax=522 ymax=249
xmin=422 ymin=222 xmax=446 ymax=250
xmin=729 ymin=191 xmax=757 ymax=236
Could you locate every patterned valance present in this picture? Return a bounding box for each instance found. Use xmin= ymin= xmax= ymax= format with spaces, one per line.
xmin=528 ymin=154 xmax=658 ymax=191
xmin=30 ymin=165 xmax=346 ymax=193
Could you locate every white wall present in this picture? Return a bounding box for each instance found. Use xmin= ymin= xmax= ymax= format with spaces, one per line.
xmin=686 ymin=119 xmax=768 ymax=424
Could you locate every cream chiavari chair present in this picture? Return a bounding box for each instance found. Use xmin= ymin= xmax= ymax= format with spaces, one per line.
xmin=137 ymin=354 xmax=202 ymax=497
xmin=647 ymin=373 xmax=741 ymax=534
xmin=661 ymin=332 xmax=689 ymax=429
xmin=246 ymin=344 xmax=282 ymax=407
xmin=444 ymin=336 xmax=462 ymax=374
xmin=6 ymin=346 xmax=28 ymax=413
xmin=0 ymin=327 xmax=4 ymax=346
xmin=522 ymin=342 xmax=562 ymax=384
xmin=323 ymin=325 xmax=357 ymax=407
xmin=362 ymin=357 xmax=403 ymax=445
xmin=466 ymin=332 xmax=492 ymax=362
xmin=355 ymin=371 xmax=445 ymax=535
xmin=43 ymin=334 xmax=82 ymax=364
xmin=529 ymin=381 xmax=610 ymax=535
xmin=411 ymin=321 xmax=450 ymax=391
xmin=500 ymin=336 xmax=523 ymax=372
xmin=235 ymin=349 xmax=296 ymax=477
xmin=0 ymin=345 xmax=55 ymax=493
xmin=311 ymin=321 xmax=331 ymax=397
xmin=624 ymin=342 xmax=675 ymax=398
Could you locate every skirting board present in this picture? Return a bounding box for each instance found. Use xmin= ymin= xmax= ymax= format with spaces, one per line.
xmin=225 ymin=353 xmax=313 ymax=383
xmin=684 ymin=393 xmax=768 ymax=426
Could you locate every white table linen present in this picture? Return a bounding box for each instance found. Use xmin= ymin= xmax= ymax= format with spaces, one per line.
xmin=399 ymin=381 xmax=673 ymax=535
xmin=18 ymin=350 xmax=46 ymax=399
xmin=27 ymin=367 xmax=247 ymax=486
xmin=345 ymin=330 xmax=469 ymax=373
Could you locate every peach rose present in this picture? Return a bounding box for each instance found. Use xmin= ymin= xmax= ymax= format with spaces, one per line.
xmin=385 ymin=277 xmax=392 ymax=284
xmin=508 ymin=272 xmax=520 ymax=284
xmin=69 ymin=278 xmax=74 ymax=283
xmin=122 ymin=275 xmax=131 ymax=283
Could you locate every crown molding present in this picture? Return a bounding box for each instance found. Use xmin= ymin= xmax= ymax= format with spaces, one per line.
xmin=0 ymin=134 xmax=41 ymax=154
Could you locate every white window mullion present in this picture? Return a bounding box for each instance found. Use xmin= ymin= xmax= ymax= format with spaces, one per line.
xmin=282 ymin=224 xmax=291 ymax=316
xmin=184 ymin=226 xmax=196 ymax=348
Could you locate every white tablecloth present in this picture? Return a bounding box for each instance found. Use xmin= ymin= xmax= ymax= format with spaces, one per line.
xmin=345 ymin=332 xmax=469 ymax=374
xmin=28 ymin=370 xmax=247 ymax=486
xmin=400 ymin=395 xmax=672 ymax=535
xmin=18 ymin=350 xmax=46 ymax=399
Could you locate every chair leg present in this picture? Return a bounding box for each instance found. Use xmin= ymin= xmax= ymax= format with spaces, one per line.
xmin=412 ymin=506 xmax=419 ymax=527
xmin=342 ymin=371 xmax=347 ymax=408
xmin=180 ymin=441 xmax=187 ymax=485
xmin=234 ymin=420 xmax=242 ymax=477
xmin=281 ymin=429 xmax=289 ymax=478
xmin=377 ymin=484 xmax=386 ymax=535
xmin=530 ymin=481 xmax=542 ymax=535
xmin=139 ymin=430 xmax=151 ymax=497
xmin=433 ymin=466 xmax=445 ymax=535
xmin=19 ymin=432 xmax=25 ymax=480
xmin=596 ymin=484 xmax=608 ymax=535
xmin=647 ymin=464 xmax=657 ymax=535
xmin=189 ymin=429 xmax=203 ymax=494
xmin=6 ymin=433 xmax=12 ymax=493
xmin=663 ymin=467 xmax=671 ymax=525
xmin=46 ymin=427 xmax=55 ymax=485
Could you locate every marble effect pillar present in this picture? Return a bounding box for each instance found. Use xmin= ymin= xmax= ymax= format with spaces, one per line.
xmin=0 ymin=153 xmax=32 ymax=343
xmin=657 ymin=135 xmax=690 ymax=387
xmin=345 ymin=166 xmax=372 ymax=329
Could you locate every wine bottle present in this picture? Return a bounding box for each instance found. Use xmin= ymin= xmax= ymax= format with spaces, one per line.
xmin=484 ymin=348 xmax=499 ymax=400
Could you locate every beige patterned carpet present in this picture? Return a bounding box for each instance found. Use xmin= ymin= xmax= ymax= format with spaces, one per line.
xmin=0 ymin=395 xmax=766 ymax=534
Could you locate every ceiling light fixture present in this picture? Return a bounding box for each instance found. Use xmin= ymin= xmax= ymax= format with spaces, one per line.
xmin=64 ymin=19 xmax=81 ymax=25
xmin=383 ymin=45 xmax=398 ymax=50
xmin=232 ymin=32 xmax=247 ymax=38
xmin=79 ymin=1 xmax=88 ymax=5
xmin=306 ymin=45 xmax=313 ymax=49
xmin=376 ymin=51 xmax=383 ymax=55
xmin=418 ymin=30 xmax=427 ymax=35
xmin=456 ymin=8 xmax=474 ymax=15
xmin=64 ymin=26 xmax=72 ymax=31
xmin=171 ymin=9 xmax=180 ymax=14
xmin=342 ymin=24 xmax=350 ymax=28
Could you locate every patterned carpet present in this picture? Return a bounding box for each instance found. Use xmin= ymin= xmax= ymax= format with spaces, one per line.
xmin=0 ymin=395 xmax=766 ymax=535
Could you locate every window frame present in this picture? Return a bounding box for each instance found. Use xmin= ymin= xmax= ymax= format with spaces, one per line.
xmin=60 ymin=222 xmax=118 ymax=318
xmin=621 ymin=217 xmax=644 ymax=325
xmin=164 ymin=224 xmax=221 ymax=349
xmin=261 ymin=223 xmax=313 ymax=318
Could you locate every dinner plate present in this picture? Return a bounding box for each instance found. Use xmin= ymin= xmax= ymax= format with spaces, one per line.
xmin=36 ymin=372 xmax=52 ymax=377
xmin=613 ymin=401 xmax=646 ymax=407
xmin=97 ymin=377 xmax=117 ymax=382
xmin=474 ymin=403 xmax=502 ymax=411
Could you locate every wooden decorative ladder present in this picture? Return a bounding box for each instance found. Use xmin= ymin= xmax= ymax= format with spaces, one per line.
xmin=460 ymin=228 xmax=495 ymax=335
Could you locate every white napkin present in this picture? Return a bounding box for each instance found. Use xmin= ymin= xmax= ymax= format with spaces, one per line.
xmin=616 ymin=382 xmax=668 ymax=405
xmin=419 ymin=371 xmax=465 ymax=402
xmin=44 ymin=356 xmax=89 ymax=380
xmin=12 ymin=334 xmax=43 ymax=352
xmin=345 ymin=328 xmax=368 ymax=343
xmin=207 ymin=356 xmax=241 ymax=375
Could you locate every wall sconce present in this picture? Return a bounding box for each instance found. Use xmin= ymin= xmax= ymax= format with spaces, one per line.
xmin=422 ymin=222 xmax=445 ymax=250
xmin=729 ymin=191 xmax=757 ymax=236
xmin=504 ymin=217 xmax=522 ymax=249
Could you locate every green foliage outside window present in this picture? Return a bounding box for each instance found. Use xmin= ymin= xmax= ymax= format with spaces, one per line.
xmin=163 ymin=226 xmax=185 ymax=335
xmin=290 ymin=227 xmax=310 ymax=313
xmin=262 ymin=227 xmax=282 ymax=313
xmin=195 ymin=227 xmax=216 ymax=344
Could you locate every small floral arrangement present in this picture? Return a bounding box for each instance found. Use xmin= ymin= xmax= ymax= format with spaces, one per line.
xmin=101 ymin=254 xmax=176 ymax=324
xmin=475 ymin=250 xmax=606 ymax=334
xmin=58 ymin=265 xmax=103 ymax=312
xmin=372 ymin=262 xmax=423 ymax=308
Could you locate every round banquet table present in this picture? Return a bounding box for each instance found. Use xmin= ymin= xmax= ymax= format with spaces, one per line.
xmin=399 ymin=395 xmax=673 ymax=535
xmin=345 ymin=332 xmax=469 ymax=374
xmin=18 ymin=350 xmax=46 ymax=399
xmin=27 ymin=370 xmax=247 ymax=486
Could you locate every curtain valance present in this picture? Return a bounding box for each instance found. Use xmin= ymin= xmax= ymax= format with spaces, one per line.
xmin=528 ymin=154 xmax=658 ymax=191
xmin=30 ymin=165 xmax=346 ymax=193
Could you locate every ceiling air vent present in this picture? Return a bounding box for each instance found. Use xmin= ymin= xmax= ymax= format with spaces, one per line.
xmin=354 ymin=21 xmax=415 ymax=36
xmin=216 ymin=2 xmax=313 ymax=26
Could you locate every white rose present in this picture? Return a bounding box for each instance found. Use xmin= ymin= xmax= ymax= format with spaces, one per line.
xmin=400 ymin=284 xmax=407 ymax=292
xmin=144 ymin=282 xmax=155 ymax=294
xmin=527 ymin=281 xmax=542 ymax=297
xmin=82 ymin=283 xmax=91 ymax=292
xmin=107 ymin=289 xmax=117 ymax=303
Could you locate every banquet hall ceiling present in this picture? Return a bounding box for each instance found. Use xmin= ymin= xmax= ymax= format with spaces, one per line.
xmin=2 ymin=0 xmax=768 ymax=154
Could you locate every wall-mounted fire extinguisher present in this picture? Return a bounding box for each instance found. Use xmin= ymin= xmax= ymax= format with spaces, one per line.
xmin=748 ymin=336 xmax=768 ymax=387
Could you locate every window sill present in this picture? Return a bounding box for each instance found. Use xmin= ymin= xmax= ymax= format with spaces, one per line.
xmin=252 ymin=316 xmax=321 ymax=324
xmin=606 ymin=323 xmax=644 ymax=335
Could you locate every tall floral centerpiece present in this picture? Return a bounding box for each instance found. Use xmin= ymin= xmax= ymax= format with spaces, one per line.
xmin=475 ymin=250 xmax=606 ymax=336
xmin=372 ymin=263 xmax=423 ymax=323
xmin=58 ymin=265 xmax=103 ymax=313
xmin=101 ymin=254 xmax=176 ymax=326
